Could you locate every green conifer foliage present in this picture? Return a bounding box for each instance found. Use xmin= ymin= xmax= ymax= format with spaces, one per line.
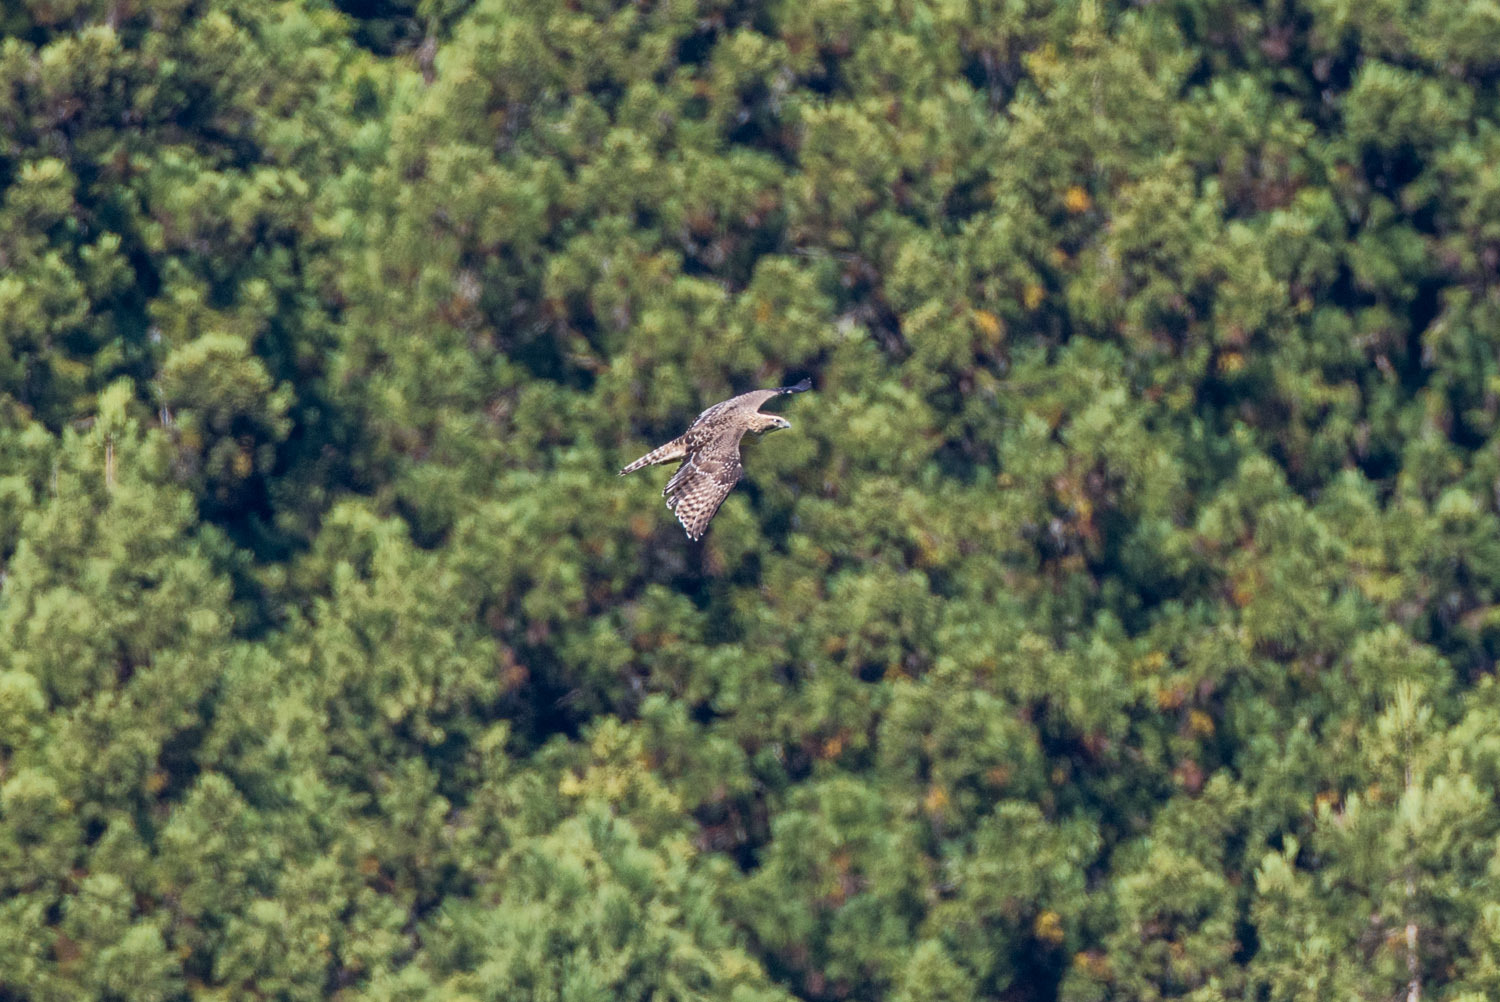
xmin=8 ymin=0 xmax=1500 ymax=998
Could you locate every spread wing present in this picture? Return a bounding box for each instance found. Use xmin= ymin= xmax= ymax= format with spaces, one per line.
xmin=663 ymin=435 xmax=743 ymax=541
xmin=716 ymin=378 xmax=813 ymax=418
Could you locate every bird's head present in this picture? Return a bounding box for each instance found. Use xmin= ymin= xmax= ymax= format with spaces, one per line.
xmin=752 ymin=413 xmax=792 ymax=434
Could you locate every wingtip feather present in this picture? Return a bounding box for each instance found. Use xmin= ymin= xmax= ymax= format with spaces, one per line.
xmin=783 ymin=377 xmax=812 ymax=393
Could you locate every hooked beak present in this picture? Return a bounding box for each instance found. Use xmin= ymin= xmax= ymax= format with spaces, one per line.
xmin=769 ymin=417 xmax=792 ymax=432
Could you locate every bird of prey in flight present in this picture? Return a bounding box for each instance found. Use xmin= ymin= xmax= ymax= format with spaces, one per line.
xmin=619 ymin=379 xmax=812 ymax=540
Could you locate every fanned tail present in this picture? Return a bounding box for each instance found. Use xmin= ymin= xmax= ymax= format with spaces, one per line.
xmin=619 ymin=437 xmax=687 ymax=476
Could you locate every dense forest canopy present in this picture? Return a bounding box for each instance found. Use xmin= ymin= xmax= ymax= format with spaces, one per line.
xmin=4 ymin=0 xmax=1500 ymax=999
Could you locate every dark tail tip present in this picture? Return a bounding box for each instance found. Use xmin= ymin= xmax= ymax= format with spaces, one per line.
xmin=782 ymin=377 xmax=812 ymax=393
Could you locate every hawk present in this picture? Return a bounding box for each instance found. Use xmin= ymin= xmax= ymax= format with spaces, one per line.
xmin=619 ymin=378 xmax=812 ymax=540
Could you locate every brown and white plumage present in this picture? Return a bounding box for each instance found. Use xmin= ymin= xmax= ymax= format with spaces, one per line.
xmin=619 ymin=379 xmax=812 ymax=540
